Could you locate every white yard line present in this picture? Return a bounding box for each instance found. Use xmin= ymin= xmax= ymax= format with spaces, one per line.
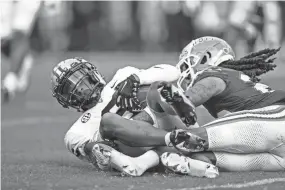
xmin=170 ymin=178 xmax=285 ymax=190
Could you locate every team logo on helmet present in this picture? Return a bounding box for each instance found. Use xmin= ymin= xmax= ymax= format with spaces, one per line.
xmin=179 ymin=49 xmax=189 ymax=61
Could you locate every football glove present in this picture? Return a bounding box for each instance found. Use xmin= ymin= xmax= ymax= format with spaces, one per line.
xmin=160 ymin=82 xmax=173 ymax=102
xmin=115 ymin=74 xmax=142 ymax=112
xmin=160 ymin=83 xmax=197 ymax=126
xmin=172 ymin=92 xmax=197 ymax=126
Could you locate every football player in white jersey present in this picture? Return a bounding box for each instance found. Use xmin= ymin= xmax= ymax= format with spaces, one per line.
xmin=50 ymin=57 xmax=199 ymax=176
xmin=96 ymin=37 xmax=285 ymax=176
xmin=1 ymin=0 xmax=41 ymax=102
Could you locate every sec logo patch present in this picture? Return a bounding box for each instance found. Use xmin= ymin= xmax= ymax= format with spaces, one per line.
xmin=81 ymin=113 xmax=91 ymax=123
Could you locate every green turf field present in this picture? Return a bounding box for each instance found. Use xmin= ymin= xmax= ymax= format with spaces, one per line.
xmin=2 ymin=52 xmax=285 ymax=190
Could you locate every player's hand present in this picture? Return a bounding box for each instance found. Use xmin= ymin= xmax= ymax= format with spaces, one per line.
xmin=115 ymin=74 xmax=142 ymax=112
xmin=159 ymin=82 xmax=197 ymax=126
xmin=160 ymin=82 xmax=173 ymax=102
xmin=171 ymin=92 xmax=197 ymax=126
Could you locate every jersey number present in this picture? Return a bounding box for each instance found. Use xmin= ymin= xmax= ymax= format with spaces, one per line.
xmin=240 ymin=74 xmax=274 ymax=93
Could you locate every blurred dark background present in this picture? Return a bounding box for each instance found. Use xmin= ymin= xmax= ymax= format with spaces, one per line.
xmin=31 ymin=1 xmax=285 ymax=58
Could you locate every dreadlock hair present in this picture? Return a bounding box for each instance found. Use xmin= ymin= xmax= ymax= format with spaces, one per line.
xmin=219 ymin=47 xmax=281 ymax=83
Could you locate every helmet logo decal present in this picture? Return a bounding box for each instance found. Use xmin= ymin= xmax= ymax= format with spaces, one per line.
xmin=81 ymin=113 xmax=91 ymax=123
xmin=179 ymin=50 xmax=188 ymax=60
xmin=223 ymin=47 xmax=230 ymax=54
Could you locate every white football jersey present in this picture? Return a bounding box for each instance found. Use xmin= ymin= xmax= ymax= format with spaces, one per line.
xmin=64 ymin=66 xmax=141 ymax=161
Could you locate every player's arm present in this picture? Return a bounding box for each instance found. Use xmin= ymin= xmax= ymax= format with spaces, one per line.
xmin=108 ymin=64 xmax=179 ymax=88
xmin=115 ymin=64 xmax=180 ymax=111
xmin=64 ymin=130 xmax=91 ymax=162
xmin=160 ymin=77 xmax=225 ymax=126
xmin=136 ymin=64 xmax=180 ymax=84
xmin=184 ymin=77 xmax=226 ymax=107
xmin=64 ymin=115 xmax=105 ymax=167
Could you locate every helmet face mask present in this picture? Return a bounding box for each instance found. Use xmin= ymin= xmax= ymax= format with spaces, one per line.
xmin=176 ymin=36 xmax=235 ymax=91
xmin=51 ymin=58 xmax=106 ymax=112
xmin=177 ymin=66 xmax=194 ymax=92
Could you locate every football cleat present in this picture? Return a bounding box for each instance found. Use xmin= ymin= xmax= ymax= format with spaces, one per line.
xmin=161 ymin=152 xmax=219 ymax=178
xmin=92 ymin=143 xmax=145 ymax=176
xmin=170 ymin=129 xmax=206 ymax=153
xmin=91 ymin=143 xmax=112 ymax=171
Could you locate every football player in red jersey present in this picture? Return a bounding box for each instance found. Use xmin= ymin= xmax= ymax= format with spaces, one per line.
xmin=161 ymin=36 xmax=285 ymax=174
xmin=96 ymin=36 xmax=285 ymax=176
xmin=176 ymin=36 xmax=285 ymax=119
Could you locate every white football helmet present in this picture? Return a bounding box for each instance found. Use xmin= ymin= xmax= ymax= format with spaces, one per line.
xmin=51 ymin=58 xmax=106 ymax=112
xmin=176 ymin=36 xmax=235 ymax=91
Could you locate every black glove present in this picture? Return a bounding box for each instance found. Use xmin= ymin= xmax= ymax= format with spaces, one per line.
xmin=160 ymin=83 xmax=197 ymax=126
xmin=160 ymin=82 xmax=173 ymax=102
xmin=171 ymin=92 xmax=197 ymax=126
xmin=115 ymin=74 xmax=142 ymax=112
xmin=169 ymin=129 xmax=206 ymax=153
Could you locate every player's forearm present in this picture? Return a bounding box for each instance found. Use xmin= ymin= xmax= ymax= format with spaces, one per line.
xmin=136 ymin=64 xmax=180 ymax=85
xmin=185 ymin=77 xmax=226 ymax=107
